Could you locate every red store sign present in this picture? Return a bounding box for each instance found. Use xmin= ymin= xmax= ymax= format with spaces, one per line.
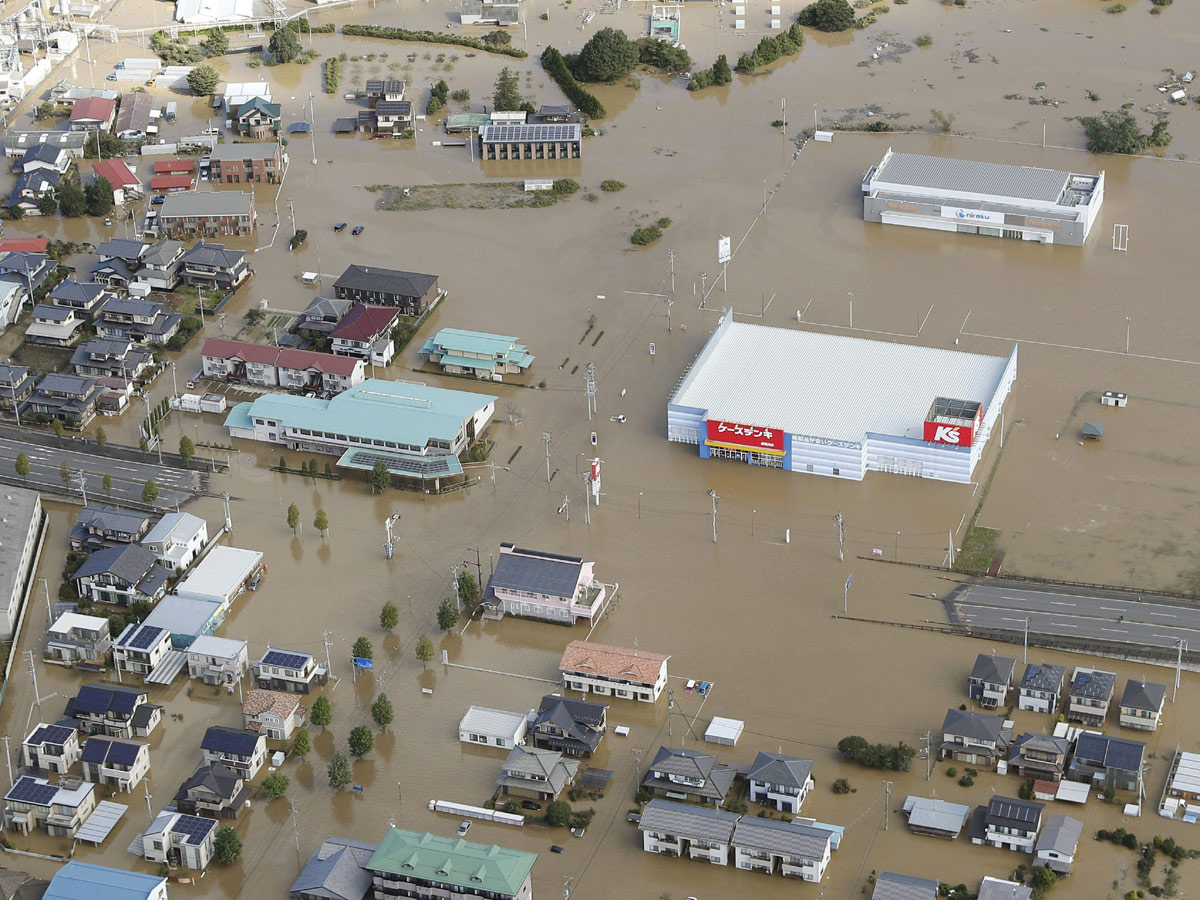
xmin=922 ymin=421 xmax=976 ymax=446
xmin=705 ymin=419 xmax=785 ymax=453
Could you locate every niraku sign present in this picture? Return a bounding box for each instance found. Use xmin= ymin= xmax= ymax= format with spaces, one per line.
xmin=940 ymin=206 xmax=1005 ymax=225
xmin=705 ymin=419 xmax=785 ymax=454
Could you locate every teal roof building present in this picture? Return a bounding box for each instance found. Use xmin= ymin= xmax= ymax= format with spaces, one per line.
xmin=420 ymin=328 xmax=534 ymax=382
xmin=365 ymin=829 xmax=537 ymax=900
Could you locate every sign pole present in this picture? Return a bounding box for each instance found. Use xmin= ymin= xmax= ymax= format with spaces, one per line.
xmin=844 ymin=573 xmax=852 ymax=615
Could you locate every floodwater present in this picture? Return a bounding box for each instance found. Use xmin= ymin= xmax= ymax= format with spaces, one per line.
xmin=4 ymin=1 xmax=1200 ymax=898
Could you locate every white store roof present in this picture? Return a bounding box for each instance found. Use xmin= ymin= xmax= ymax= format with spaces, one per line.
xmin=671 ymin=312 xmax=1014 ymax=444
xmin=459 ymin=706 xmax=526 ymax=738
xmin=175 ymin=545 xmax=262 ymax=606
xmin=186 ymin=635 xmax=247 ymax=659
xmin=49 ymin=611 xmax=109 ymax=635
xmin=1168 ymin=752 xmax=1200 ymax=795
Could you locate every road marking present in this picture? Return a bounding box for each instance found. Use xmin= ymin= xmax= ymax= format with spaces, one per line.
xmin=1149 ymin=612 xmax=1176 ymax=618
xmin=1100 ymin=607 xmax=1123 ymax=612
xmin=114 ymin=466 xmax=137 ymax=472
xmin=1000 ymin=617 xmax=1026 ymax=623
xmin=1050 ymin=601 xmax=1075 ymax=607
xmin=1050 ymin=622 xmax=1077 ymax=628
xmin=1101 ymin=628 xmax=1126 ymax=634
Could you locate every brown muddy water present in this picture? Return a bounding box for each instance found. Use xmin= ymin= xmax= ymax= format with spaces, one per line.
xmin=4 ymin=1 xmax=1200 ymax=898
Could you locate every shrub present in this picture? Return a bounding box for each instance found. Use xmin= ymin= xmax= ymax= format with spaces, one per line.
xmin=958 ymin=774 xmax=975 ymax=787
xmin=915 ymin=33 xmax=932 ymax=47
xmin=546 ymin=800 xmax=572 ymax=826
xmin=837 ymin=735 xmax=918 ymax=771
xmin=262 ymin=772 xmax=289 ymax=799
xmin=552 ymin=178 xmax=580 ymax=195
xmin=451 ymin=88 xmax=470 ymax=102
xmin=631 ymin=225 xmax=662 ymax=246
xmin=797 ymin=0 xmax=855 ymax=32
xmin=634 ymin=36 xmax=691 ymax=72
xmin=324 ymin=57 xmax=339 ymax=93
xmin=831 ymin=778 xmax=852 ymax=794
xmin=600 ymin=179 xmax=626 ymax=192
xmin=1082 ymin=109 xmax=1171 ymax=153
xmin=946 ymin=767 xmax=958 ymax=777
xmin=574 ymin=27 xmax=639 ymax=82
xmin=541 ymin=47 xmax=605 ymax=118
xmin=1105 ymin=3 xmax=1126 ymax=12
xmin=342 ymin=24 xmax=527 ymax=58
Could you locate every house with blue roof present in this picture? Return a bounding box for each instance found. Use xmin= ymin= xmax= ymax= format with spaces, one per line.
xmin=64 ymin=683 xmax=162 ymax=738
xmin=22 ymin=722 xmax=82 ymax=774
xmin=419 ymin=328 xmax=535 ymax=382
xmin=200 ymin=725 xmax=267 ymax=778
xmin=80 ymin=736 xmax=150 ymax=791
xmin=45 ymin=861 xmax=167 ymax=900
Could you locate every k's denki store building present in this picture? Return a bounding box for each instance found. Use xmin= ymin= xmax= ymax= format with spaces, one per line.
xmin=667 ymin=311 xmax=1017 ymax=484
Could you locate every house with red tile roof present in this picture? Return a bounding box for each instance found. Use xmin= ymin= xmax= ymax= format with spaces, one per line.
xmin=91 ymin=159 xmax=141 ymax=204
xmin=69 ymin=97 xmax=117 ymax=132
xmin=199 ymin=338 xmax=365 ymax=395
xmin=330 ymin=304 xmax=399 ymax=364
xmin=153 ymin=159 xmax=196 ymax=175
xmin=149 ymin=175 xmax=193 ymax=193
xmin=560 ymin=640 xmax=670 ymax=703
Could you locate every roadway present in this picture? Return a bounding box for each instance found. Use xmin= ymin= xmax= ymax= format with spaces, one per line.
xmin=952 ymin=583 xmax=1197 ymax=652
xmin=0 ymin=435 xmax=199 ymax=509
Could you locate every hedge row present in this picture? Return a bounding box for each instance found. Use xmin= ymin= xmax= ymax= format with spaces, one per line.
xmin=540 ymin=47 xmax=605 ymax=119
xmin=324 ymin=57 xmax=339 ymax=94
xmin=342 ymin=24 xmax=527 ymax=58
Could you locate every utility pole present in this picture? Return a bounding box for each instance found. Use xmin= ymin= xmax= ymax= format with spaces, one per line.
xmin=835 ymin=512 xmax=844 ymax=562
xmin=584 ymin=363 xmax=596 ymax=421
xmin=922 ymin=731 xmax=932 ymax=781
xmin=582 ymin=474 xmax=591 ymax=526
xmin=142 ymin=779 xmax=153 ymax=819
xmin=287 ymin=197 xmax=297 ymax=236
xmin=384 ymin=513 xmax=400 ymax=559
xmin=25 ymin=651 xmax=40 ymax=708
xmin=71 ymin=470 xmax=87 ymax=506
xmin=883 ymin=780 xmax=893 ymax=831
xmin=1174 ymin=638 xmax=1188 ymax=702
xmin=558 ymin=493 xmax=570 ymax=523
xmin=667 ymin=688 xmax=674 ymax=738
xmin=948 ymin=529 xmax=955 ymax=568
xmin=289 ymin=799 xmax=301 ymax=855
xmin=708 ymin=489 xmax=719 ymax=543
xmin=543 ymin=432 xmax=552 ymax=483
xmin=223 ymin=491 xmax=232 ymax=532
xmin=1023 ymin=616 xmax=1030 ymax=665
xmin=451 ymin=565 xmax=461 ymax=613
xmin=322 ymin=632 xmax=334 ymax=681
xmin=632 ymin=747 xmax=641 ymax=786
xmin=668 ymin=248 xmax=676 ymax=295
xmin=219 ymin=312 xmax=227 ymax=337
xmin=465 ymin=547 xmax=483 ymax=594
xmin=41 ymin=578 xmax=52 ymax=620
xmin=1 ymin=736 xmax=11 ymax=788
xmin=844 ymin=573 xmax=853 ymax=615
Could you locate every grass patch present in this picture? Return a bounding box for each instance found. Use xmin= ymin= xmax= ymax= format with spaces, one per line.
xmin=375 ymin=183 xmax=573 ymax=210
xmin=955 ymin=526 xmax=999 ymax=575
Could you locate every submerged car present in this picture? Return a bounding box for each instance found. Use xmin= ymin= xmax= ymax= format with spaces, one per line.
xmin=352 ymin=225 xmax=365 ymax=235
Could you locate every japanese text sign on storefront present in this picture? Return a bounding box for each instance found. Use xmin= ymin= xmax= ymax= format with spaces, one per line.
xmin=705 ymin=419 xmax=784 ymax=452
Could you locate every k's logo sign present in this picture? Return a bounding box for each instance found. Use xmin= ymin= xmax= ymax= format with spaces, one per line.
xmin=933 ymin=426 xmax=961 ymax=444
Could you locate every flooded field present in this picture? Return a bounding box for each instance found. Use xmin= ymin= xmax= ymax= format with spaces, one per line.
xmin=3 ymin=0 xmax=1200 ymax=897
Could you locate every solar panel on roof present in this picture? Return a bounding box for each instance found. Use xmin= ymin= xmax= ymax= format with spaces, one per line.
xmin=262 ymin=650 xmax=309 ymax=669
xmin=482 ymin=124 xmax=579 ymax=142
xmin=126 ymin=624 xmax=164 ymax=650
xmin=345 ymin=450 xmax=456 ymax=477
xmin=8 ymin=777 xmax=58 ymax=805
xmin=203 ymin=727 xmax=258 ymax=755
xmin=174 ymin=814 xmax=216 ymax=844
xmin=29 ymin=725 xmax=74 ymax=745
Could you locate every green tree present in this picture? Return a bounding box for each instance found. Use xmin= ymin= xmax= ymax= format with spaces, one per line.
xmin=310 ymin=695 xmax=332 ymax=728
xmin=85 ymin=177 xmax=114 ymax=217
xmin=59 ymin=460 xmax=70 ymax=484
xmin=35 ymin=101 xmax=54 ymax=119
xmin=14 ymin=452 xmax=29 ymax=482
xmin=102 ymin=473 xmax=113 ymax=496
xmin=1081 ymin=109 xmax=1171 ymax=154
xmin=481 ymin=29 xmax=512 ymax=46
xmin=141 ymin=479 xmax=159 ymax=504
xmin=286 ymin=502 xmax=300 ymax=533
xmin=352 ymin=636 xmax=373 ymax=660
xmin=261 ymin=771 xmax=289 ymax=799
xmin=380 ymin=601 xmax=399 ymax=631
xmin=201 ymin=28 xmax=229 ymax=57
xmin=437 ymin=598 xmax=460 ymax=632
xmin=348 ymin=724 xmax=374 ymax=757
xmin=51 ymin=418 xmax=65 ymax=443
xmin=187 ymin=64 xmax=220 ymax=95
xmin=38 ymin=193 xmax=57 ymax=216
xmin=493 ymin=67 xmax=523 ymax=110
xmin=5 ymin=206 xmax=24 ymax=221
xmin=327 ymin=750 xmax=351 ymax=789
xmin=370 ymin=460 xmax=390 ymax=494
xmin=95 ymin=426 xmax=107 ymax=447
xmin=456 ymin=571 xmax=481 ymax=608
xmin=57 ymin=180 xmax=86 ymax=217
xmin=415 ymin=634 xmax=434 ymax=668
xmin=291 ymin=727 xmax=311 ymax=757
xmin=269 ymin=26 xmax=301 ymax=63
xmin=179 ymin=435 xmax=195 ymax=467
xmin=324 ymin=461 xmax=334 ymax=477
xmin=213 ymin=825 xmax=243 ymax=863
xmin=546 ymin=800 xmax=571 ymax=827
xmin=82 ymin=132 xmax=126 ymax=160
xmin=796 ymin=0 xmax=855 ymax=32
xmin=371 ymin=693 xmax=394 ymax=729
xmin=314 ymin=508 xmax=329 ymax=537
xmin=1032 ymin=865 xmax=1058 ymax=895
xmin=712 ymin=53 xmax=733 ymax=85
xmin=575 ymin=27 xmax=639 ymax=82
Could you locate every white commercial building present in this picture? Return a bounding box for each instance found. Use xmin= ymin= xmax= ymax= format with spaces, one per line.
xmin=0 ymin=487 xmax=44 ymax=641
xmin=667 ymin=310 xmax=1016 ymax=483
xmin=175 ymin=545 xmax=263 ymax=612
xmin=459 ymin=706 xmax=529 ymax=750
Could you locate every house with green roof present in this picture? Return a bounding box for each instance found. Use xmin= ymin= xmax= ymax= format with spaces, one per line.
xmin=419 ymin=328 xmax=535 ymax=382
xmin=235 ymin=96 xmax=282 ymax=140
xmin=365 ymin=828 xmax=536 ymax=900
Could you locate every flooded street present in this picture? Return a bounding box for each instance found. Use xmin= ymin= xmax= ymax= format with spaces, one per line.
xmin=4 ymin=0 xmax=1200 ymax=897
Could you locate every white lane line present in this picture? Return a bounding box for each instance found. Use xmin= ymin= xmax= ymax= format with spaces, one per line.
xmin=1101 ymin=628 xmax=1126 ymax=634
xmin=1100 ymin=606 xmax=1123 ymax=611
xmin=1149 ymin=612 xmax=1176 ymax=618
xmin=1050 ymin=601 xmax=1075 ymax=607
xmin=1000 ymin=617 xmax=1027 ymax=623
xmin=1050 ymin=622 xmax=1077 ymax=628
xmin=114 ymin=465 xmax=137 ymax=472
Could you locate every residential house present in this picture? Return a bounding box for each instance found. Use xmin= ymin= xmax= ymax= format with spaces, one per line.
xmin=23 ymin=306 xmax=86 ymax=348
xmin=91 ymin=158 xmax=142 ymax=204
xmin=173 ymin=762 xmax=249 ymax=819
xmin=968 ymin=653 xmax=1015 ymax=709
xmin=63 ymin=682 xmax=162 ymax=737
xmin=364 ymin=829 xmax=535 ymax=900
xmin=1069 ymin=732 xmax=1145 ymax=794
xmin=872 ymin=873 xmax=941 ymax=900
xmin=938 ymin=708 xmax=1010 ymax=767
xmin=73 ymin=544 xmax=170 ymax=606
xmin=642 ymin=746 xmax=736 ymax=806
xmin=0 ymin=869 xmax=50 ymax=899
xmin=200 ymin=338 xmax=366 ymax=394
xmin=235 ymin=97 xmax=281 ymax=139
xmin=1035 ymin=815 xmax=1082 ymax=875
xmin=332 ymin=264 xmax=439 ymax=316
xmin=6 ymin=169 xmax=60 ymax=217
xmin=482 ymin=543 xmax=608 ymax=624
xmin=329 ymin=304 xmax=398 ymax=363
xmin=80 ymin=736 xmax=150 ymax=791
xmin=141 ymin=809 xmax=217 ymax=870
xmin=253 ymin=648 xmax=328 ymax=693
xmin=222 ymin=82 xmax=272 ymax=113
xmin=748 ymin=751 xmax=814 ymax=814
xmin=69 ymin=505 xmax=152 ymax=550
xmin=638 ymin=799 xmax=738 ymax=865
xmin=209 ymin=141 xmax=282 ymax=184
xmin=365 ymin=79 xmax=406 ymax=103
xmin=242 ymin=689 xmax=305 ymax=740
xmin=150 ymin=174 xmax=192 ymax=194
xmin=46 ymin=611 xmax=112 ymax=663
xmin=69 ymin=97 xmax=116 ymax=132
xmin=372 ymin=100 xmax=413 ymax=137
xmin=458 ymin=706 xmax=528 ymax=750
xmin=974 ymin=796 xmax=1043 ymax=853
xmin=1118 ymin=679 xmax=1166 ymax=732
xmin=296 ymin=295 xmax=351 ymax=339
xmin=901 ymin=796 xmax=971 ymax=840
xmin=1007 ymin=733 xmax=1071 ymax=783
xmin=16 ymin=143 xmax=72 ymax=176
xmin=0 ymin=237 xmax=50 ymax=252
xmin=496 ymin=745 xmax=578 ymax=801
xmin=186 ymin=635 xmax=249 ymax=685
xmin=1066 ymin=667 xmax=1116 ymax=727
xmin=153 ymin=158 xmax=196 ymax=175
xmin=290 ymin=836 xmax=377 ymax=900
xmin=114 ymin=91 xmax=153 ymax=139
xmin=200 ymin=725 xmax=267 ymax=779
xmin=90 ymin=239 xmax=148 ymax=289
xmin=158 ymin=191 xmax=256 ymax=239
xmin=70 ymin=339 xmax=154 ymax=383
xmin=5 ymin=131 xmax=89 ymax=161
xmin=0 ymin=251 xmax=55 ymax=293
xmin=419 ymin=328 xmax=535 ymax=381
xmin=180 ymin=242 xmax=251 ymax=291
xmin=2 ymin=775 xmax=96 ymax=838
xmin=559 ymin=640 xmax=670 ymax=703
xmin=45 ymin=861 xmax=167 ymax=900
xmin=49 ymin=279 xmax=111 ymax=317
xmin=131 ymin=239 xmax=187 ymax=292
xmin=531 ymin=694 xmax=607 ymax=757
xmin=141 ymin=511 xmax=209 ymax=570
xmin=93 ymin=296 xmax=182 ymax=345
xmin=28 ymin=373 xmax=102 ymax=428
xmin=0 ymin=363 xmax=35 ymax=415
xmin=731 ymin=816 xmax=832 ymax=882
xmin=112 ymin=623 xmax=174 ymax=679
xmin=21 ymin=724 xmax=82 ymax=774
xmin=0 ymin=281 xmax=24 ymax=331
xmin=978 ymin=877 xmax=1032 ymax=900
xmin=535 ymin=104 xmax=578 ymax=123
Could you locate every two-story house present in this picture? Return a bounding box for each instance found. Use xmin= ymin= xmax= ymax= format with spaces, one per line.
xmin=748 ymin=751 xmax=815 ymax=814
xmin=93 ymin=296 xmax=182 ymax=345
xmin=1035 ymin=815 xmax=1083 ymax=876
xmin=329 ymin=304 xmax=398 ymax=363
xmin=253 ymin=647 xmax=328 ymax=694
xmin=365 ymin=79 xmax=406 ymax=104
xmin=1007 ymin=733 xmax=1071 ymax=783
xmin=187 ymin=635 xmax=249 ymax=685
xmin=141 ymin=809 xmax=217 ymax=870
xmin=0 ymin=363 xmax=35 ymax=415
xmin=873 ymin=873 xmax=941 ymax=900
xmin=27 ymin=373 xmax=101 ymax=427
xmin=332 ymin=264 xmax=439 ymax=317
xmin=174 ymin=762 xmax=249 ymax=819
xmin=732 ymin=817 xmax=833 ymax=882
xmin=530 ymin=695 xmax=607 ymax=758
xmin=209 ymin=141 xmax=281 ymax=183
xmin=290 ymin=837 xmax=378 ymax=900
xmin=642 ymin=746 xmax=736 ymax=807
xmin=180 ymin=242 xmax=251 ymax=292
xmin=63 ymin=683 xmax=162 ymax=737
xmin=939 ymin=708 xmax=1010 ymax=768
xmin=975 ymin=796 xmax=1043 ymax=853
xmin=23 ymin=305 xmax=86 ymax=347
xmin=46 ymin=611 xmax=112 ymax=663
xmin=16 ymin=142 xmax=72 ymax=176
xmin=158 ymin=192 xmax=256 ymax=239
xmin=132 ymin=239 xmax=187 ymax=292
xmin=1118 ymin=679 xmax=1166 ymax=732
xmin=22 ymin=723 xmax=82 ymax=774
xmin=90 ymin=239 xmax=149 ymax=290
xmin=372 ymin=100 xmax=413 ymax=137
xmin=70 ymin=505 xmax=152 ymax=551
xmin=6 ymin=169 xmax=60 ymax=217
xmin=639 ymin=799 xmax=738 ymax=865
xmin=69 ymin=96 xmax=116 ymax=131
xmin=458 ymin=706 xmax=528 ymax=750
xmin=200 ymin=338 xmax=366 ymax=395
xmin=234 ymin=97 xmax=281 ymax=140
xmin=1066 ymin=667 xmax=1116 ymax=727
xmin=1018 ymin=662 xmax=1066 ymax=714
xmin=1069 ymin=732 xmax=1145 ymax=794
xmin=141 ymin=512 xmax=209 ymax=571
xmin=242 ymin=689 xmax=305 ymax=741
xmin=73 ymin=544 xmax=170 ymax=607
xmin=92 ymin=157 xmax=142 ymax=204
xmin=496 ymin=745 xmax=578 ymax=802
xmin=558 ymin=640 xmax=670 ymax=704
xmin=419 ymin=328 xmax=536 ymax=381
xmin=968 ymin=653 xmax=1015 ymax=709
xmin=3 ymin=775 xmax=96 ymax=838
xmin=296 ymin=296 xmax=351 ymax=339
xmin=200 ymin=726 xmax=267 ymax=779
xmin=70 ymin=338 xmax=154 ymax=384
xmin=0 ymin=250 xmax=55 ymax=294
xmin=482 ymin=543 xmax=608 ymax=624
xmin=113 ymin=623 xmax=174 ymax=679
xmin=80 ymin=736 xmax=150 ymax=791
xmin=49 ymin=279 xmax=110 ymax=318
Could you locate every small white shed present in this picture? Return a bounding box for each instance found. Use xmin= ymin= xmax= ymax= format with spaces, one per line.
xmin=704 ymin=716 xmax=745 ymax=746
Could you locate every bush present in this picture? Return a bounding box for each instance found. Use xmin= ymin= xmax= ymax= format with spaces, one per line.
xmin=289 ymin=229 xmax=308 ymax=251
xmin=600 ymin=180 xmax=625 ymax=192
xmin=546 ymin=800 xmax=572 ymax=826
xmin=324 ymin=57 xmax=340 ymax=94
xmin=631 ymin=225 xmax=662 ymax=246
xmin=213 ymin=825 xmax=242 ymax=863
xmin=541 ymin=47 xmax=605 ymax=118
xmin=342 ymin=24 xmax=527 ymax=58
xmin=915 ymin=33 xmax=932 ymax=47
xmin=635 ymin=36 xmax=691 ymax=72
xmin=262 ymin=772 xmax=289 ymax=799
xmin=481 ymin=29 xmax=511 ymax=46
xmin=552 ymin=178 xmax=581 ymax=195
xmin=797 ymin=0 xmax=855 ymax=32
xmin=1082 ymin=109 xmax=1171 ymax=154
xmin=946 ymin=767 xmax=958 ymax=777
xmin=837 ymin=735 xmax=918 ymax=771
xmin=733 ymin=26 xmax=805 ymax=74
xmin=574 ymin=27 xmax=639 ymax=82
xmin=831 ymin=778 xmax=852 ymax=794
xmin=958 ymin=774 xmax=975 ymax=787
xmin=451 ymin=88 xmax=471 ymax=103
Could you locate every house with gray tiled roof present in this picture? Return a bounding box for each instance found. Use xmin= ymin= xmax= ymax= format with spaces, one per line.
xmin=1035 ymin=815 xmax=1082 ymax=875
xmin=174 ymin=762 xmax=249 ymax=819
xmin=1017 ymin=662 xmax=1065 ymax=714
xmin=73 ymin=544 xmax=170 ymax=607
xmin=638 ymin=799 xmax=738 ymax=865
xmin=1007 ymin=733 xmax=1070 ymax=782
xmin=732 ymin=816 xmax=832 ymax=882
xmin=332 ymin=264 xmax=439 ymax=316
xmin=872 ymin=872 xmax=940 ymax=900
xmin=1118 ymin=679 xmax=1166 ymax=732
xmin=1066 ymin=667 xmax=1116 ymax=727
xmin=748 ymin=751 xmax=814 ymax=814
xmin=496 ymin=745 xmax=578 ymax=802
xmin=939 ymin=708 xmax=1010 ymax=767
xmin=289 ymin=836 xmax=377 ymax=900
xmin=642 ymin=746 xmax=736 ymax=806
xmin=968 ymin=652 xmax=1015 ymax=709
xmin=530 ymin=695 xmax=607 ymax=758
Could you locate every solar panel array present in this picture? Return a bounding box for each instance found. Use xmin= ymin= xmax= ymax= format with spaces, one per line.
xmin=481 ymin=124 xmax=580 ymax=143
xmin=203 ymin=726 xmax=259 ymax=756
xmin=7 ymin=776 xmax=58 ymax=806
xmin=174 ymin=813 xmax=217 ymax=845
xmin=82 ymin=738 xmax=142 ymax=767
xmin=262 ymin=649 xmax=309 ymax=670
xmin=126 ymin=624 xmax=165 ymax=650
xmin=346 ymin=450 xmax=456 ymax=477
xmin=29 ymin=725 xmax=75 ymax=746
